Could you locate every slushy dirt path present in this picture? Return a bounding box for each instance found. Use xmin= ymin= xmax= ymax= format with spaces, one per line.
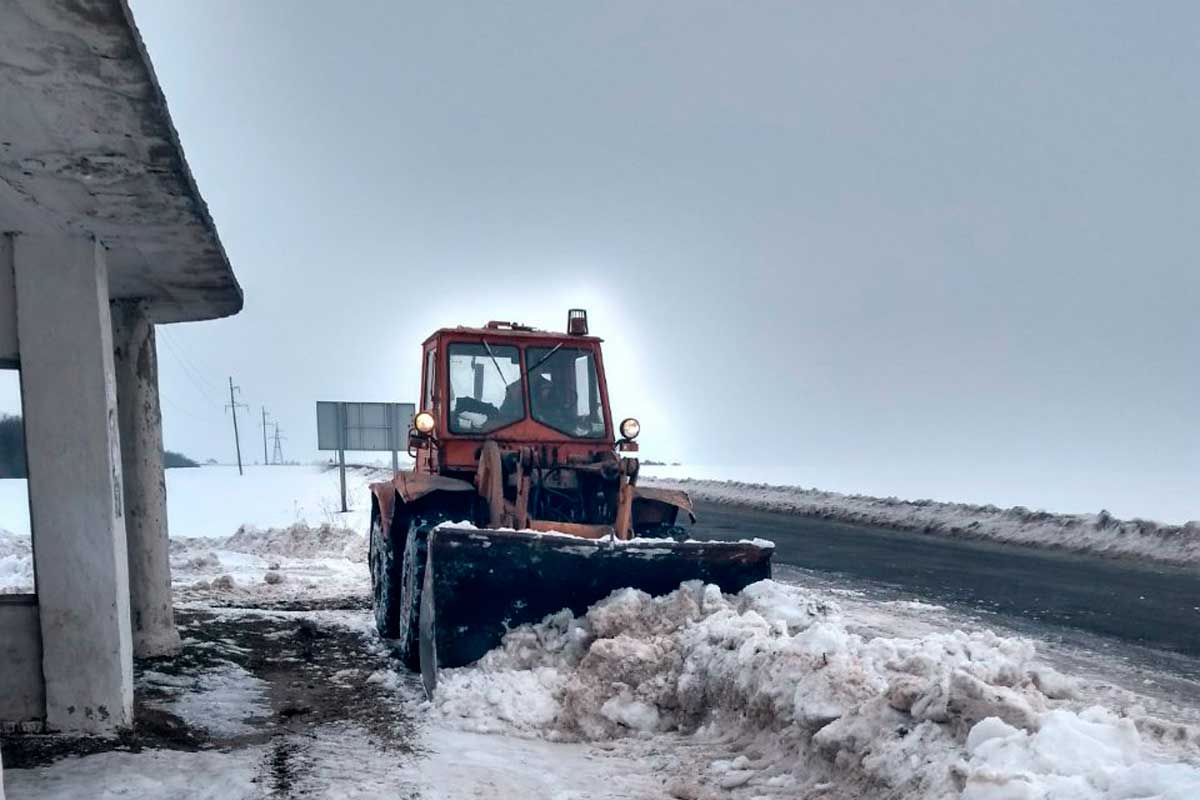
xmin=5 ymin=599 xmax=423 ymax=796
xmin=4 ymin=596 xmax=674 ymax=799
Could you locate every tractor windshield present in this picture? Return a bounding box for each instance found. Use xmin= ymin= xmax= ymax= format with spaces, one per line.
xmin=526 ymin=346 xmax=606 ymax=438
xmin=448 ymin=342 xmax=524 ymax=434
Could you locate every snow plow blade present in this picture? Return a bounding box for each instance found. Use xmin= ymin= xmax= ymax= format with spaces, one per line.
xmin=419 ymin=526 xmax=773 ymax=694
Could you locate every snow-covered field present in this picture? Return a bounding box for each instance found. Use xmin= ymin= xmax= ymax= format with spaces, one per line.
xmin=163 ymin=463 xmax=382 ymax=539
xmin=644 ymin=475 xmax=1200 ymax=567
xmin=0 ymin=463 xmax=381 ymax=541
xmin=4 ymin=464 xmax=1200 ymax=798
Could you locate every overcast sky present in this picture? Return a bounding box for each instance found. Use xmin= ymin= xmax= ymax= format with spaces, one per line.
xmin=118 ymin=1 xmax=1197 ymax=522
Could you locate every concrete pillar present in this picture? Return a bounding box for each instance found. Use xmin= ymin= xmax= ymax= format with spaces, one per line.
xmin=1 ymin=233 xmax=18 ymax=364
xmin=13 ymin=235 xmax=133 ymax=733
xmin=111 ymin=301 xmax=180 ymax=658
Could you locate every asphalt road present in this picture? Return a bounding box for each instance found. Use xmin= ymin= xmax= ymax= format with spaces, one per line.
xmin=690 ymin=501 xmax=1200 ymax=659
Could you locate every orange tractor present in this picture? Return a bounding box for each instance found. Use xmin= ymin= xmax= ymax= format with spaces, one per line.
xmin=368 ymin=310 xmax=772 ymax=692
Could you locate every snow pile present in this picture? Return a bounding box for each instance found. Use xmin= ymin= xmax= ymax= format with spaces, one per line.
xmin=431 ymin=580 xmax=1200 ymax=798
xmin=647 ymin=478 xmax=1200 ymax=567
xmin=962 ymin=710 xmax=1200 ymax=799
xmin=220 ymin=522 xmax=368 ymax=562
xmin=0 ymin=526 xmax=33 ymax=594
xmin=170 ymin=522 xmax=368 ymax=601
xmin=1 ymin=521 xmax=371 ymax=600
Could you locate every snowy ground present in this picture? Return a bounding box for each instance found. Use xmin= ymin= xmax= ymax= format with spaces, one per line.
xmin=163 ymin=463 xmax=383 ymax=540
xmin=643 ymin=475 xmax=1200 ymax=568
xmin=0 ymin=463 xmax=382 ymax=541
xmin=4 ymin=465 xmax=1200 ymax=798
xmin=7 ymin=550 xmax=1200 ymax=798
xmin=0 ymin=464 xmax=381 ymax=594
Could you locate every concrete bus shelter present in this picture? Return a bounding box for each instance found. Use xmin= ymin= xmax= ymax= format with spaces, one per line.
xmin=0 ymin=0 xmax=243 ymax=747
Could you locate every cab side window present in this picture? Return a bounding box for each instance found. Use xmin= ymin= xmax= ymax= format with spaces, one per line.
xmin=424 ymin=349 xmax=436 ymax=410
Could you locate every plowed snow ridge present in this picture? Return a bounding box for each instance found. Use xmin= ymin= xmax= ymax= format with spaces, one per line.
xmin=0 ymin=526 xmax=33 ymax=594
xmin=646 ymin=477 xmax=1200 ymax=566
xmin=430 ymin=580 xmax=1200 ymax=799
xmin=169 ymin=522 xmax=369 ymax=602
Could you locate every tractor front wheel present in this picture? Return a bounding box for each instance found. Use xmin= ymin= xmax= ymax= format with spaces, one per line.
xmin=394 ymin=518 xmax=432 ymax=671
xmin=370 ymin=511 xmax=402 ymax=639
xmin=371 ymin=509 xmax=440 ymax=672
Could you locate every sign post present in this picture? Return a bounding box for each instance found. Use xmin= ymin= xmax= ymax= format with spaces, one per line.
xmin=336 ymin=402 xmax=348 ymax=512
xmin=316 ymin=401 xmax=415 ymax=515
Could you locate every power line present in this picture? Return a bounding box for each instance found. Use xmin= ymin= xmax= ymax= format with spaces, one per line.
xmin=159 ymin=391 xmax=221 ymax=424
xmin=158 ymin=328 xmax=225 ymax=395
xmin=158 ymin=329 xmax=216 ymax=390
xmin=158 ymin=332 xmax=224 ymax=409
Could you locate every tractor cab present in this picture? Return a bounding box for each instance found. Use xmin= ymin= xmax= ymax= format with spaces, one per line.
xmin=409 ymin=311 xmax=640 ymax=482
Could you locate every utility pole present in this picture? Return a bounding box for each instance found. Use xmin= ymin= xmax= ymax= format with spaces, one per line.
xmin=260 ymin=407 xmax=271 ymax=465
xmin=225 ymin=377 xmax=248 ymax=475
xmin=271 ymin=423 xmax=286 ymax=466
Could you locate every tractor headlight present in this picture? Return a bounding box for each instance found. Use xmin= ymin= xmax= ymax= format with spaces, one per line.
xmin=414 ymin=410 xmax=436 ymax=436
xmin=619 ymin=417 xmax=640 ymax=440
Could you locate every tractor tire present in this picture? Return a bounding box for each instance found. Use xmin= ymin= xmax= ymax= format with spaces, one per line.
xmin=394 ymin=518 xmax=431 ymax=671
xmin=370 ymin=512 xmax=402 ymax=640
xmin=372 ymin=506 xmax=448 ymax=671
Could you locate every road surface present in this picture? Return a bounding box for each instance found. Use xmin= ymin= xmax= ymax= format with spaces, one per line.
xmin=690 ymin=500 xmax=1200 ymax=662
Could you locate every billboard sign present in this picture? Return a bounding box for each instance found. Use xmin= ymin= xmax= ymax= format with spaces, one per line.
xmin=316 ymin=401 xmax=415 ymax=452
xmin=316 ymin=401 xmax=415 ymax=512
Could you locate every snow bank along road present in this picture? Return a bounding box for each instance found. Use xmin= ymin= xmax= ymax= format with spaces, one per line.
xmin=645 ymin=478 xmax=1200 ymax=566
xmin=657 ymin=489 xmax=1200 ymax=663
